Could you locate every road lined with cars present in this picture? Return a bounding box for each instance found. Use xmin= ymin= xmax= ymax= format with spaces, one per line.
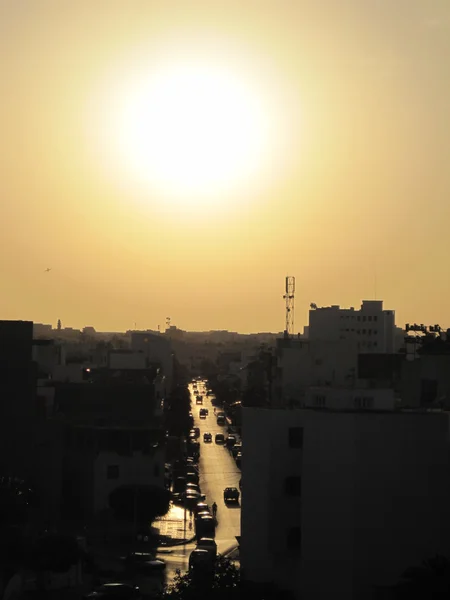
xmin=158 ymin=378 xmax=241 ymax=583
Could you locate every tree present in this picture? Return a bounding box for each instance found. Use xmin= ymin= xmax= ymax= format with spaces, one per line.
xmin=109 ymin=484 xmax=170 ymax=525
xmin=164 ymin=385 xmax=193 ymax=437
xmin=31 ymin=533 xmax=83 ymax=573
xmin=166 ymin=556 xmax=240 ymax=600
xmin=390 ymin=555 xmax=450 ymax=598
xmin=0 ymin=476 xmax=37 ymax=527
xmin=165 ymin=557 xmax=290 ymax=600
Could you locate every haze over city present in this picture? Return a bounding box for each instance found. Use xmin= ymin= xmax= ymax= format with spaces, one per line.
xmin=1 ymin=0 xmax=450 ymax=333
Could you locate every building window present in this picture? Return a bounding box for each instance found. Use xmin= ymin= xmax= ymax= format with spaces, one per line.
xmin=363 ymin=316 xmax=366 ymax=322
xmin=357 ymin=316 xmax=361 ymax=321
xmin=288 ymin=427 xmax=303 ymax=449
xmin=315 ymin=359 xmax=322 ymax=366
xmin=354 ymin=397 xmax=374 ymax=409
xmin=374 ymin=316 xmax=378 ymax=322
xmin=368 ymin=316 xmax=372 ymax=321
xmin=374 ymin=342 xmax=377 ymax=347
xmin=313 ymin=395 xmax=326 ymax=407
xmin=362 ymin=329 xmax=366 ymax=334
xmin=287 ymin=527 xmax=302 ymax=552
xmin=107 ymin=465 xmax=119 ymax=480
xmin=368 ymin=329 xmax=372 ymax=335
xmin=374 ymin=329 xmax=378 ymax=335
xmin=285 ymin=476 xmax=302 ymax=496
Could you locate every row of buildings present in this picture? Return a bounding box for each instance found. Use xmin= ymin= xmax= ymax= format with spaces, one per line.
xmin=221 ymin=301 xmax=450 ymax=599
xmin=0 ymin=321 xmax=175 ymax=529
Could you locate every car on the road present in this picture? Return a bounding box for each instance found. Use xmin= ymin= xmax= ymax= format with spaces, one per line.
xmin=196 ymin=537 xmax=217 ymax=557
xmin=235 ymin=452 xmax=242 ymax=468
xmin=190 ymin=427 xmax=200 ymax=438
xmin=199 ymin=408 xmax=208 ymax=419
xmin=216 ymin=415 xmax=226 ymax=425
xmin=203 ymin=432 xmax=212 ymax=443
xmin=196 ymin=395 xmax=203 ymax=404
xmin=83 ymin=583 xmax=142 ymax=599
xmin=215 ymin=433 xmax=225 ymax=444
xmin=189 ymin=548 xmax=214 ymax=571
xmin=223 ymin=487 xmax=240 ymax=503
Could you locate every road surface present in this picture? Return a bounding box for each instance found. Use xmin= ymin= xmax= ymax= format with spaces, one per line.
xmin=158 ymin=379 xmax=241 ymax=583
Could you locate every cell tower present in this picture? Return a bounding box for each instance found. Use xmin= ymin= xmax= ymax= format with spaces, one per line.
xmin=283 ymin=276 xmax=295 ymax=336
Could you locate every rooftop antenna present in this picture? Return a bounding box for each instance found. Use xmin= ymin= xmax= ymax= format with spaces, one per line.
xmin=166 ymin=317 xmax=171 ymax=331
xmin=283 ymin=276 xmax=295 ymax=337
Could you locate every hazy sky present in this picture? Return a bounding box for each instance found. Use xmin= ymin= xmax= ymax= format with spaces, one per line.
xmin=1 ymin=0 xmax=450 ymax=333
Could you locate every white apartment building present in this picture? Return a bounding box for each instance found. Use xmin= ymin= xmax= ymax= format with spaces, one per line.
xmin=274 ymin=337 xmax=359 ymax=407
xmin=308 ymin=300 xmax=395 ymax=354
xmin=241 ymin=407 xmax=450 ymax=600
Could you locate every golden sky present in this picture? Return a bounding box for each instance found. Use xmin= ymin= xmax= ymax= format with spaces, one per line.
xmin=1 ymin=0 xmax=450 ymax=333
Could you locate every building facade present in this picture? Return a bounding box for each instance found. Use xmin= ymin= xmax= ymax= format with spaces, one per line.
xmin=308 ymin=300 xmax=396 ymax=354
xmin=241 ymin=407 xmax=450 ymax=599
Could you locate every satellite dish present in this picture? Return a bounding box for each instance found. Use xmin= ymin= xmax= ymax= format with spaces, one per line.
xmin=310 ymin=303 xmax=317 ymax=310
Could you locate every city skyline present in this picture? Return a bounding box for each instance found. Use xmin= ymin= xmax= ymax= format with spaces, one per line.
xmin=2 ymin=1 xmax=450 ymax=333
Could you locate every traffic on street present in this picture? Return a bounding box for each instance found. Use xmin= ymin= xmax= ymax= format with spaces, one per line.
xmin=157 ymin=378 xmax=241 ymax=582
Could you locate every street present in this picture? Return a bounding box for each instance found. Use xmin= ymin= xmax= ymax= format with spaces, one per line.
xmin=158 ymin=380 xmax=241 ymax=583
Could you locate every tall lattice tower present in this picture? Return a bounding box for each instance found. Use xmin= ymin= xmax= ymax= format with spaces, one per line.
xmin=283 ymin=276 xmax=295 ymax=336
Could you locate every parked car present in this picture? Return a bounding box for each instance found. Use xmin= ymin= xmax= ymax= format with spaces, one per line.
xmin=203 ymin=432 xmax=212 ymax=443
xmin=216 ymin=415 xmax=226 ymax=425
xmin=83 ymin=583 xmax=142 ymax=599
xmin=231 ymin=444 xmax=242 ymax=458
xmin=235 ymin=452 xmax=242 ymax=468
xmin=189 ymin=548 xmax=214 ymax=571
xmin=196 ymin=537 xmax=217 ymax=557
xmin=195 ymin=501 xmax=209 ymax=514
xmin=195 ymin=514 xmax=216 ymax=538
xmin=186 ymin=472 xmax=199 ymax=485
xmin=215 ymin=433 xmax=225 ymax=444
xmin=226 ymin=435 xmax=237 ymax=448
xmin=223 ymin=487 xmax=240 ymax=503
xmin=186 ymin=482 xmax=200 ymax=493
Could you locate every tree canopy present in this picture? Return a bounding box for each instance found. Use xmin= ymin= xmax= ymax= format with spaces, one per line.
xmin=109 ymin=484 xmax=170 ymax=524
xmin=165 ymin=557 xmax=290 ymax=600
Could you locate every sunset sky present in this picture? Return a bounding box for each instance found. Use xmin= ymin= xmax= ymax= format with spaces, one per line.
xmin=1 ymin=0 xmax=449 ymax=333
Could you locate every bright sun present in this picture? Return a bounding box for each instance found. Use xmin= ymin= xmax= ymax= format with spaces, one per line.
xmin=113 ymin=61 xmax=272 ymax=207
